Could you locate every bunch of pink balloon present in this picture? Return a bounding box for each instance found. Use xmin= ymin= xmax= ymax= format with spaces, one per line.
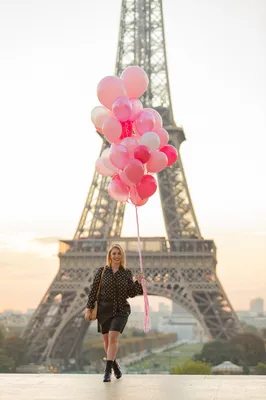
xmin=91 ymin=66 xmax=178 ymax=206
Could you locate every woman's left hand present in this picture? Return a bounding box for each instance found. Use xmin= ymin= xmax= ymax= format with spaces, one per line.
xmin=137 ymin=272 xmax=144 ymax=284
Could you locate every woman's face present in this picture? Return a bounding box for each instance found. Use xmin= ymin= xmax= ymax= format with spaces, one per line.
xmin=110 ymin=247 xmax=122 ymax=265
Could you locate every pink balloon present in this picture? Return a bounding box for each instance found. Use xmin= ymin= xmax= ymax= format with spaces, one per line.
xmin=160 ymin=145 xmax=178 ymax=166
xmin=139 ymin=131 xmax=160 ymax=151
xmin=97 ymin=76 xmax=126 ymax=110
xmin=144 ymin=108 xmax=162 ymax=129
xmin=155 ymin=127 xmax=169 ymax=148
xmin=119 ymin=170 xmax=135 ymax=187
xmin=95 ymin=158 xmax=114 ymax=176
xmin=121 ymin=66 xmax=149 ymax=99
xmin=134 ymin=145 xmax=151 ymax=164
xmin=110 ymin=144 xmax=130 ymax=170
xmin=112 ymin=96 xmax=132 ymax=122
xmin=135 ymin=111 xmax=155 ymax=135
xmin=129 ymin=98 xmax=143 ymax=122
xmin=108 ymin=176 xmax=130 ymax=202
xmin=146 ymin=151 xmax=168 ymax=173
xmin=120 ymin=137 xmax=138 ymax=158
xmin=136 ymin=175 xmax=157 ymax=199
xmin=130 ymin=187 xmax=148 ymax=206
xmin=102 ymin=116 xmax=122 ymax=144
xmin=91 ymin=106 xmax=111 ymax=132
xmin=101 ymin=148 xmax=119 ymax=173
xmin=124 ymin=159 xmax=144 ymax=184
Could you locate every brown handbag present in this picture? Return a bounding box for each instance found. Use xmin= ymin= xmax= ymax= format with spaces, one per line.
xmin=90 ymin=266 xmax=106 ymax=321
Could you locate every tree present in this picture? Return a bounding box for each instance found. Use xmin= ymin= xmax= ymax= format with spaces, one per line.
xmin=171 ymin=361 xmax=211 ymax=375
xmin=2 ymin=335 xmax=28 ymax=368
xmin=193 ymin=340 xmax=245 ymax=366
xmin=0 ymin=350 xmax=15 ymax=373
xmin=230 ymin=333 xmax=266 ymax=366
xmin=255 ymin=362 xmax=266 ymax=375
xmin=0 ymin=326 xmax=5 ymax=348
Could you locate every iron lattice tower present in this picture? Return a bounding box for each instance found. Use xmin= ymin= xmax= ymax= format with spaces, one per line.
xmin=23 ymin=0 xmax=241 ymax=368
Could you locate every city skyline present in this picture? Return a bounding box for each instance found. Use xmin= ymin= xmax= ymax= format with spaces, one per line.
xmin=0 ymin=0 xmax=266 ymax=313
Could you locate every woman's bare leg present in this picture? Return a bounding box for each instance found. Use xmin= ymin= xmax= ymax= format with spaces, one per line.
xmin=107 ymin=330 xmax=120 ymax=361
xmin=102 ymin=333 xmax=109 ymax=354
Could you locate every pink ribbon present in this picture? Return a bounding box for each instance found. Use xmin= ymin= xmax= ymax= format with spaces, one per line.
xmin=135 ymin=204 xmax=150 ymax=333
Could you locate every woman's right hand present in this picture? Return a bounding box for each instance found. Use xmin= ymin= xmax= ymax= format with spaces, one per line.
xmin=84 ymin=308 xmax=92 ymax=321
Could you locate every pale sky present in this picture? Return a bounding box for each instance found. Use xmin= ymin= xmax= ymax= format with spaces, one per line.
xmin=0 ymin=0 xmax=266 ymax=313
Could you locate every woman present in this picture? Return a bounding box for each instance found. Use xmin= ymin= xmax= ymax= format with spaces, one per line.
xmin=84 ymin=244 xmax=143 ymax=382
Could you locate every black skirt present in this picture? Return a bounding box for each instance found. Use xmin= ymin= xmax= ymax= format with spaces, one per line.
xmin=97 ymin=300 xmax=130 ymax=334
xmin=98 ymin=312 xmax=129 ymax=334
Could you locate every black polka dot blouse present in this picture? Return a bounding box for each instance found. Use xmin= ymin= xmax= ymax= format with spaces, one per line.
xmin=86 ymin=265 xmax=143 ymax=318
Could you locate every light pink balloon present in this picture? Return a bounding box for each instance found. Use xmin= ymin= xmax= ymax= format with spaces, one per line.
xmin=91 ymin=106 xmax=111 ymax=132
xmin=129 ymin=98 xmax=143 ymax=122
xmin=146 ymin=151 xmax=168 ymax=173
xmin=95 ymin=158 xmax=114 ymax=176
xmin=101 ymin=148 xmax=119 ymax=173
xmin=110 ymin=144 xmax=130 ymax=170
xmin=130 ymin=187 xmax=148 ymax=206
xmin=124 ymin=159 xmax=144 ymax=184
xmin=135 ymin=111 xmax=155 ymax=135
xmin=144 ymin=108 xmax=162 ymax=129
xmin=108 ymin=177 xmax=130 ymax=202
xmin=102 ymin=116 xmax=122 ymax=144
xmin=112 ymin=96 xmax=132 ymax=122
xmin=119 ymin=170 xmax=135 ymax=187
xmin=136 ymin=175 xmax=157 ymax=199
xmin=121 ymin=66 xmax=149 ymax=99
xmin=120 ymin=137 xmax=138 ymax=158
xmin=139 ymin=131 xmax=160 ymax=151
xmin=155 ymin=127 xmax=169 ymax=148
xmin=97 ymin=76 xmax=126 ymax=110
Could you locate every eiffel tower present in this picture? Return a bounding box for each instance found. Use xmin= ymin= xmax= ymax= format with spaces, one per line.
xmin=23 ymin=0 xmax=241 ymax=368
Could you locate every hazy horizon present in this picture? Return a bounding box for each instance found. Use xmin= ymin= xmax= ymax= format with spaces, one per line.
xmin=0 ymin=0 xmax=266 ymax=314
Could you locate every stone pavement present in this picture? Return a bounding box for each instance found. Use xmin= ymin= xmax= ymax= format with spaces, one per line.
xmin=0 ymin=374 xmax=266 ymax=400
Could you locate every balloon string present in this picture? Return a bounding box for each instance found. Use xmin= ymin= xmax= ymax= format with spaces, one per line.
xmin=135 ymin=203 xmax=150 ymax=333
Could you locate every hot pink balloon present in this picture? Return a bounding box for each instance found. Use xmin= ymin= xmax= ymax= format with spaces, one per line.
xmin=108 ymin=177 xmax=130 ymax=202
xmin=124 ymin=159 xmax=144 ymax=184
xmin=134 ymin=110 xmax=155 ymax=135
xmin=97 ymin=76 xmax=126 ymax=110
xmin=160 ymin=145 xmax=178 ymax=166
xmin=144 ymin=108 xmax=162 ymax=129
xmin=146 ymin=151 xmax=168 ymax=173
xmin=120 ymin=121 xmax=133 ymax=139
xmin=120 ymin=137 xmax=138 ymax=158
xmin=130 ymin=187 xmax=148 ymax=206
xmin=129 ymin=98 xmax=143 ymax=122
xmin=110 ymin=144 xmax=130 ymax=170
xmin=95 ymin=158 xmax=114 ymax=176
xmin=121 ymin=66 xmax=149 ymax=99
xmin=91 ymin=106 xmax=111 ymax=133
xmin=102 ymin=116 xmax=122 ymax=143
xmin=136 ymin=175 xmax=157 ymax=199
xmin=134 ymin=145 xmax=151 ymax=164
xmin=155 ymin=127 xmax=169 ymax=148
xmin=112 ymin=96 xmax=132 ymax=122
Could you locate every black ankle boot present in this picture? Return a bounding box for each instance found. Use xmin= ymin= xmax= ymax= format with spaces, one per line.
xmin=103 ymin=360 xmax=113 ymax=382
xmin=113 ymin=359 xmax=122 ymax=379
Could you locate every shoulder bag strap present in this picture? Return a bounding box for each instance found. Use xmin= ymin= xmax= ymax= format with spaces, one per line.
xmin=96 ymin=266 xmax=106 ymax=300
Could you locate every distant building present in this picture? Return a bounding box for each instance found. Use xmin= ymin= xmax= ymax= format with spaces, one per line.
xmin=158 ymin=302 xmax=170 ymax=314
xmin=250 ymin=298 xmax=264 ymax=315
